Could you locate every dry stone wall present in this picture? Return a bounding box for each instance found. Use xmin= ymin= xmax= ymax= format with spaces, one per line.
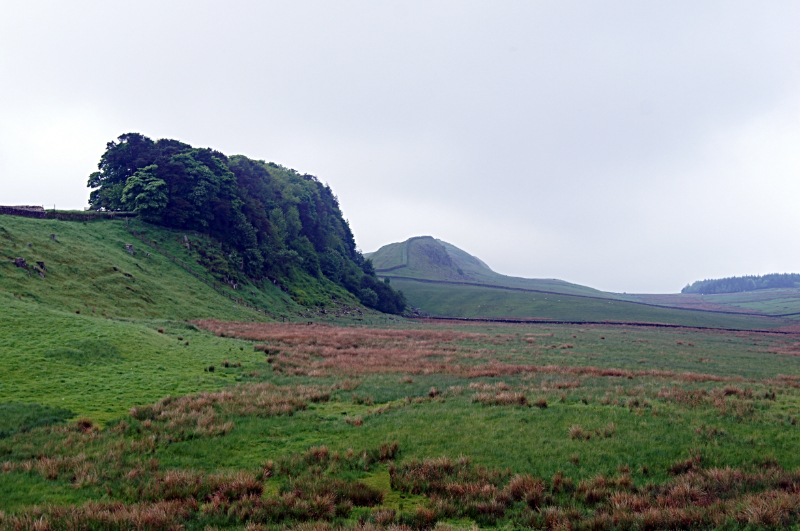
xmin=0 ymin=206 xmax=46 ymax=219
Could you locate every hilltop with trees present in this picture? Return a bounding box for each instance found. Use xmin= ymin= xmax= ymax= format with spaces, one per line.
xmin=87 ymin=133 xmax=405 ymax=314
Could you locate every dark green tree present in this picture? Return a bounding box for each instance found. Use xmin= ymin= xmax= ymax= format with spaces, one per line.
xmin=87 ymin=133 xmax=407 ymax=314
xmin=121 ymin=164 xmax=167 ymax=219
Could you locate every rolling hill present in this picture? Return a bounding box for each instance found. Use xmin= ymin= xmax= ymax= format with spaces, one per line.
xmin=367 ymin=236 xmax=608 ymax=297
xmin=368 ymin=236 xmax=800 ymax=329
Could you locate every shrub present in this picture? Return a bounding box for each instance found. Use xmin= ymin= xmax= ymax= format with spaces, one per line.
xmin=352 ymin=394 xmax=373 ymax=406
xmin=668 ymin=451 xmax=702 ymax=475
xmin=473 ymin=392 xmax=527 ymax=406
xmin=568 ymin=425 xmax=590 ymax=441
xmin=371 ymin=508 xmax=396 ymax=525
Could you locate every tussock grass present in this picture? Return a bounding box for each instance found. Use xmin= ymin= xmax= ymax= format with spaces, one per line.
xmin=129 ymin=383 xmax=330 ymax=440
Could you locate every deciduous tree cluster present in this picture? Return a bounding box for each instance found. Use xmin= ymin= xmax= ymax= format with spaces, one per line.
xmin=88 ymin=133 xmax=405 ymax=313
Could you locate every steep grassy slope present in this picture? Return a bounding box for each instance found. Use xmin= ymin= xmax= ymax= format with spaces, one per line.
xmin=0 ymin=215 xmax=373 ymax=320
xmin=0 ymin=214 xmax=391 ymax=424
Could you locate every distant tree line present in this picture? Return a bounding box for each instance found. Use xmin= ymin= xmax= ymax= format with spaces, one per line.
xmin=682 ymin=273 xmax=800 ymax=295
xmin=87 ymin=133 xmax=406 ymax=314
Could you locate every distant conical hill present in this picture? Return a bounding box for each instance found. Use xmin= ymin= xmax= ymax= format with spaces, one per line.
xmin=367 ymin=236 xmax=608 ymax=298
xmin=365 ymin=236 xmax=796 ymax=329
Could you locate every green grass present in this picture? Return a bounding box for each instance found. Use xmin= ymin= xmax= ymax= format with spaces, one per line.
xmin=371 ymin=236 xmax=608 ymax=297
xmin=0 ymin=214 xmax=289 ymax=320
xmin=2 ymin=316 xmax=800 ymax=528
xmin=0 ymin=297 xmax=266 ymax=423
xmin=0 ymin=472 xmax=99 ymax=509
xmin=6 ymin=215 xmax=800 ymax=528
xmin=390 ymin=278 xmax=791 ymax=329
xmin=703 ymin=289 xmax=800 ymax=317
xmin=143 ymin=321 xmax=800 ymax=481
xmin=0 ymin=402 xmax=75 ymax=438
xmin=149 ymin=388 xmax=800 ymax=483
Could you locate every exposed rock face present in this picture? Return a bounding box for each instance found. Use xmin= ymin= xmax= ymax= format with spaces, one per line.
xmin=13 ymin=257 xmax=27 ymax=269
xmin=413 ymin=238 xmax=453 ymax=268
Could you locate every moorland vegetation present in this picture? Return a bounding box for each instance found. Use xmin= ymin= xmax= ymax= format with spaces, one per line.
xmin=4 ymin=319 xmax=800 ymax=530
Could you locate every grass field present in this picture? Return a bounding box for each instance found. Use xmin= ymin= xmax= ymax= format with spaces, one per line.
xmin=701 ymin=290 xmax=800 ymax=317
xmin=5 ymin=216 xmax=800 ymax=529
xmin=623 ymin=291 xmax=800 ymax=322
xmin=4 ymin=311 xmax=800 ymax=529
xmin=388 ymin=278 xmax=792 ymax=331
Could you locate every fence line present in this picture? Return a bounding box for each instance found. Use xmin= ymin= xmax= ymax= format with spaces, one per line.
xmin=129 ymin=230 xmax=279 ymax=319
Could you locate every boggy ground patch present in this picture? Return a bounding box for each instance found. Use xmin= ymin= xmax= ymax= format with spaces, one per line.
xmin=194 ymin=320 xmax=495 ymax=376
xmin=194 ymin=321 xmax=800 ymax=392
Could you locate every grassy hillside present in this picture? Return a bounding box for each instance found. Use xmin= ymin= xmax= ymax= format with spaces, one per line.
xmin=388 ymin=278 xmax=791 ymax=330
xmin=0 ymin=214 xmax=380 ymax=320
xmin=370 ymin=236 xmax=608 ymax=297
xmin=0 ymin=215 xmax=286 ymax=320
xmin=0 ymin=296 xmax=265 ymax=423
xmin=370 ymin=237 xmax=798 ymax=329
xmin=702 ymin=289 xmax=800 ymax=317
xmin=0 ymin=214 xmax=395 ymax=424
xmin=623 ymin=291 xmax=800 ymax=322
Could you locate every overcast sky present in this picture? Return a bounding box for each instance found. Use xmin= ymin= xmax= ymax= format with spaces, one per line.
xmin=2 ymin=1 xmax=799 ymax=293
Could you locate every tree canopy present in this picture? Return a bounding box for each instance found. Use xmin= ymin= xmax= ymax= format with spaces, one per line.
xmin=88 ymin=133 xmax=406 ymax=314
xmin=682 ymin=273 xmax=800 ymax=295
